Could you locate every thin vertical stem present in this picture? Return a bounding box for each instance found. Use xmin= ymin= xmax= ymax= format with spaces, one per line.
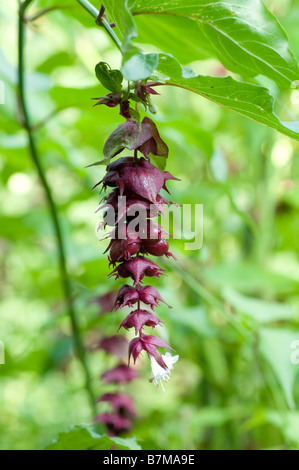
xmin=18 ymin=0 xmax=96 ymax=416
xmin=255 ymin=142 xmax=275 ymax=264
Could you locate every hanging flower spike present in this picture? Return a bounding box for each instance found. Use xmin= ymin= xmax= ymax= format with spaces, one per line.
xmin=92 ymin=73 xmax=179 ymax=389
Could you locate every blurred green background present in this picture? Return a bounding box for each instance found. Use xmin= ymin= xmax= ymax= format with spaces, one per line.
xmin=1 ymin=0 xmax=299 ymax=450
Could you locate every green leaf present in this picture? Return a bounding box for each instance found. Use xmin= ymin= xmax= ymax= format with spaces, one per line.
xmin=108 ymin=436 xmax=141 ymax=450
xmin=121 ymin=52 xmax=159 ymax=81
xmin=103 ymin=1 xmax=159 ymax=80
xmin=131 ymin=0 xmax=299 ymax=89
xmin=168 ymin=306 xmax=216 ymax=338
xmin=202 ymin=262 xmax=297 ymax=295
xmin=132 ymin=13 xmax=212 ymax=64
xmin=50 ymin=85 xmax=102 ymax=109
xmin=149 ymin=153 xmax=167 ymax=171
xmin=266 ymin=411 xmax=299 ymax=446
xmin=156 ymin=54 xmax=299 ymax=142
xmin=259 ymin=328 xmax=299 ymax=409
xmin=103 ymin=0 xmax=139 ymax=59
xmin=45 ymin=425 xmax=141 ymax=450
xmin=95 ymin=62 xmax=123 ymax=93
xmin=223 ymin=287 xmax=294 ymax=323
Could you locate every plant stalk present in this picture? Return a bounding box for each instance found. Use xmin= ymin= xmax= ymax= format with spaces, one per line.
xmin=76 ymin=0 xmax=123 ymax=52
xmin=18 ymin=0 xmax=96 ymax=416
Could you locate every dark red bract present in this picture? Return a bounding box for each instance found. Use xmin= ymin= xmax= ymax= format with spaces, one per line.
xmin=108 ymin=257 xmax=165 ymax=285
xmin=118 ymin=309 xmax=163 ymax=334
xmin=94 ymin=412 xmax=132 ymax=435
xmin=98 ymin=393 xmax=137 ymax=417
xmin=114 ymin=284 xmax=171 ymax=310
xmin=101 ymin=364 xmax=139 ymax=384
xmin=128 ymin=333 xmax=173 ymax=365
xmin=93 ymin=335 xmax=128 ymax=359
xmin=97 ymin=157 xmax=178 ymax=204
xmin=94 ymin=326 xmax=138 ymax=436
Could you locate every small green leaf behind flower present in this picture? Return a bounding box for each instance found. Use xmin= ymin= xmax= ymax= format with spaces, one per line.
xmin=95 ymin=62 xmax=123 ymax=93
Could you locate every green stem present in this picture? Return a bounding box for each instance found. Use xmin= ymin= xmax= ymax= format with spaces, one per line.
xmin=22 ymin=0 xmax=34 ymax=8
xmin=76 ymin=0 xmax=123 ymax=52
xmin=18 ymin=0 xmax=96 ymax=416
xmin=27 ymin=6 xmax=73 ymax=23
xmin=254 ymin=141 xmax=275 ymax=264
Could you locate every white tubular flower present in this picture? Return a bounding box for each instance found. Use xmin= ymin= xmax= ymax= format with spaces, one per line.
xmin=149 ymin=352 xmax=179 ymax=390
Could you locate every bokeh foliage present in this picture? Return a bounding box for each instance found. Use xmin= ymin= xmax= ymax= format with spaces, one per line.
xmin=1 ymin=0 xmax=299 ymax=450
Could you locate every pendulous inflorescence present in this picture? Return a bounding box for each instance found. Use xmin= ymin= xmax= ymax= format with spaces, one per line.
xmin=92 ymin=66 xmax=179 ymax=389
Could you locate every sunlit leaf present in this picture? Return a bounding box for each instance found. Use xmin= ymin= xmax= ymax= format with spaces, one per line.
xmin=131 ymin=0 xmax=299 ymax=89
xmin=45 ymin=425 xmax=141 ymax=450
xmin=157 ymin=54 xmax=299 ymax=142
xmin=259 ymin=328 xmax=299 ymax=409
xmin=223 ymin=287 xmax=294 ymax=323
xmin=121 ymin=52 xmax=159 ymax=81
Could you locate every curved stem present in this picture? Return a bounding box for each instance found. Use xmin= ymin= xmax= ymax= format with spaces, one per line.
xmin=76 ymin=0 xmax=123 ymax=52
xmin=26 ymin=6 xmax=73 ymax=23
xmin=18 ymin=0 xmax=96 ymax=416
